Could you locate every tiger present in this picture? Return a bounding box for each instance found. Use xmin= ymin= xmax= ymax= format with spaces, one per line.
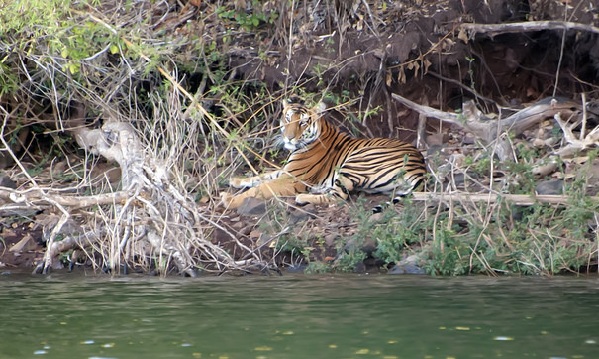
xmin=220 ymin=97 xmax=427 ymax=211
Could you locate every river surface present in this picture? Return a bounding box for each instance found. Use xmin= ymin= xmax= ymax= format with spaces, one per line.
xmin=0 ymin=272 xmax=597 ymax=359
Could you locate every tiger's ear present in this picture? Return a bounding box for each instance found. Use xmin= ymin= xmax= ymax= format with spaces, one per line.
xmin=314 ymin=101 xmax=327 ymax=114
xmin=283 ymin=96 xmax=304 ymax=106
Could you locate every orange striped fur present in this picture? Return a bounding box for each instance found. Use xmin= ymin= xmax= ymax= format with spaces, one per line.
xmin=221 ymin=98 xmax=426 ymax=210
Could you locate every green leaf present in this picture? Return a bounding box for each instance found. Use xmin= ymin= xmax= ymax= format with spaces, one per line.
xmin=109 ymin=44 xmax=119 ymax=54
xmin=67 ymin=62 xmax=80 ymax=74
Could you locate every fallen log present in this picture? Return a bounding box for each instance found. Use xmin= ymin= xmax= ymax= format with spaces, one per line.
xmin=460 ymin=21 xmax=599 ymax=37
xmin=410 ymin=191 xmax=599 ymax=206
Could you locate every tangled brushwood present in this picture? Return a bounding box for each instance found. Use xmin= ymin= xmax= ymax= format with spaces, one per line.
xmin=0 ymin=0 xmax=277 ymax=276
xmin=0 ymin=0 xmax=598 ymax=276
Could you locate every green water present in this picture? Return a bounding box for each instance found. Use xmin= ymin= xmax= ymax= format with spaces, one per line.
xmin=0 ymin=272 xmax=597 ymax=359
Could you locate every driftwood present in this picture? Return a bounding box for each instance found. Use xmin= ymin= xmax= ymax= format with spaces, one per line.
xmin=391 ymin=93 xmax=582 ymax=161
xmin=460 ymin=21 xmax=599 ymax=37
xmin=411 ymin=192 xmax=599 ymax=206
xmin=0 ymin=186 xmax=130 ymax=209
xmin=392 ymin=92 xmax=599 ymax=207
xmin=0 ymin=106 xmax=267 ymax=275
xmin=553 ymin=95 xmax=599 ymax=157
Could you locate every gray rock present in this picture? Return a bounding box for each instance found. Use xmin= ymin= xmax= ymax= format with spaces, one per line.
xmin=0 ymin=175 xmax=17 ymax=188
xmin=389 ymin=253 xmax=426 ymax=275
xmin=236 ymin=197 xmax=267 ymax=216
xmin=388 ymin=263 xmax=426 ymax=275
xmin=535 ymin=179 xmax=563 ymax=195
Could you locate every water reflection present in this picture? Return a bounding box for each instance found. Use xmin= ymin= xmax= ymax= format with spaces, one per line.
xmin=0 ymin=273 xmax=598 ymax=358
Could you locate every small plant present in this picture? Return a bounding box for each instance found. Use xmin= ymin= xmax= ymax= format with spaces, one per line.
xmin=334 ymin=197 xmax=428 ymax=272
xmin=463 ymin=153 xmax=491 ymax=177
xmin=216 ymin=1 xmax=278 ymax=31
xmin=465 ymin=56 xmax=476 ymax=92
xmin=277 ymin=234 xmax=309 ymax=257
xmin=305 ymin=261 xmax=332 ymax=274
xmin=427 ymin=222 xmax=465 ymax=275
xmin=333 ymin=246 xmax=366 ymax=272
xmin=0 ymin=62 xmax=19 ymax=97
xmin=372 ymin=204 xmax=423 ymax=264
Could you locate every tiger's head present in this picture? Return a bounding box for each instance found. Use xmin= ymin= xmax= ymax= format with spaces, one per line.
xmin=280 ymin=98 xmax=327 ymax=151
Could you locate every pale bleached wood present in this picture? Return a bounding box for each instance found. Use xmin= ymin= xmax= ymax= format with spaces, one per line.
xmin=460 ymin=21 xmax=599 ymax=36
xmin=410 ymin=191 xmax=598 ymax=206
xmin=0 ymin=187 xmax=130 ymax=209
xmin=391 ymin=93 xmax=581 ymax=161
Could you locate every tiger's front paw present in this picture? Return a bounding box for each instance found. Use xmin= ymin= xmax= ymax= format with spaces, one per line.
xmin=220 ymin=191 xmax=255 ymax=210
xmin=295 ymin=193 xmax=314 ymax=205
xmin=229 ymin=177 xmax=251 ymax=189
xmin=219 ymin=192 xmax=237 ymax=208
xmin=296 ymin=193 xmax=339 ymax=206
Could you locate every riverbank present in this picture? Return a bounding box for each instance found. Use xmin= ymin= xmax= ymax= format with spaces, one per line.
xmin=1 ymin=0 xmax=598 ymax=275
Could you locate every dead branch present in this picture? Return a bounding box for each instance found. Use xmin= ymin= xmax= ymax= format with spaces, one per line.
xmin=411 ymin=191 xmax=599 ymax=206
xmin=553 ymin=113 xmax=599 ymax=157
xmin=35 ymin=229 xmax=105 ymax=274
xmin=391 ymin=93 xmax=581 ymax=160
xmin=495 ymin=98 xmax=580 ymax=137
xmin=62 ymin=118 xmax=267 ymax=275
xmin=3 ymin=118 xmax=240 ymax=276
xmin=0 ymin=187 xmax=130 ymax=209
xmin=392 ymin=93 xmax=579 ymax=143
xmin=460 ymin=21 xmax=599 ymax=37
xmin=391 ymin=93 xmax=459 ymax=125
